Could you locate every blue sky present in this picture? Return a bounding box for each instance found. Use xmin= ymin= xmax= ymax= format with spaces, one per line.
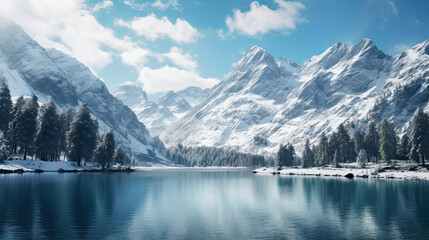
xmin=0 ymin=0 xmax=428 ymax=98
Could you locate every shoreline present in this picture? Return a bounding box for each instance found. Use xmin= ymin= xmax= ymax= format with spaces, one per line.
xmin=0 ymin=159 xmax=252 ymax=174
xmin=253 ymin=162 xmax=429 ymax=180
xmin=0 ymin=159 xmax=134 ymax=174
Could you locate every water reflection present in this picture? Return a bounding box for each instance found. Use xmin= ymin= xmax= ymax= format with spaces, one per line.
xmin=0 ymin=170 xmax=427 ymax=239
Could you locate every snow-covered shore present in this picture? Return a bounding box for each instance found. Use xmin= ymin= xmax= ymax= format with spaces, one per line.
xmin=254 ymin=161 xmax=429 ymax=180
xmin=0 ymin=160 xmax=130 ymax=173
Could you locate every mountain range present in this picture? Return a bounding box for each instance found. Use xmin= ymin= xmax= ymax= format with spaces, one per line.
xmin=156 ymin=38 xmax=429 ymax=155
xmin=2 ymin=17 xmax=429 ymax=158
xmin=0 ymin=18 xmax=167 ymax=164
xmin=113 ymin=84 xmax=208 ymax=136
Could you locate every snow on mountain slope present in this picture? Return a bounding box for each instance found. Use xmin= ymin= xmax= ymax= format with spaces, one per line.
xmin=176 ymin=86 xmax=210 ymax=107
xmin=112 ymin=82 xmax=148 ymax=109
xmin=161 ymin=39 xmax=429 ymax=155
xmin=113 ymin=84 xmax=208 ymax=136
xmin=0 ymin=18 xmax=166 ymax=163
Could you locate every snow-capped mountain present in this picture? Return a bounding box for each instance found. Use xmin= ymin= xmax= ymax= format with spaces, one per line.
xmin=113 ymin=84 xmax=208 ymax=136
xmin=176 ymin=86 xmax=210 ymax=107
xmin=161 ymin=39 xmax=429 ymax=155
xmin=0 ymin=18 xmax=166 ymax=163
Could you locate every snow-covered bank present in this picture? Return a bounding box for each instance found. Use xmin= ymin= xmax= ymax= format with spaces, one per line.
xmin=132 ymin=166 xmax=248 ymax=171
xmin=0 ymin=160 xmax=130 ymax=173
xmin=254 ymin=162 xmax=429 ymax=180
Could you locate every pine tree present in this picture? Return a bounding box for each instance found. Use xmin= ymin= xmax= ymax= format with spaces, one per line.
xmin=113 ymin=145 xmax=130 ymax=166
xmin=302 ymin=139 xmax=314 ymax=168
xmin=94 ymin=118 xmax=100 ymax=140
xmin=335 ymin=124 xmax=354 ymax=163
xmin=7 ymin=96 xmax=25 ymax=153
xmin=364 ymin=122 xmax=380 ymax=163
xmin=286 ymin=144 xmax=295 ymax=167
xmin=94 ymin=129 xmax=115 ymax=169
xmin=15 ymin=95 xmax=39 ymax=159
xmin=275 ymin=144 xmax=287 ymax=168
xmin=315 ymin=132 xmax=328 ymax=166
xmin=333 ymin=150 xmax=340 ymax=168
xmin=275 ymin=143 xmax=295 ymax=168
xmin=57 ymin=109 xmax=75 ymax=161
xmin=409 ymin=107 xmax=429 ymax=165
xmin=34 ymin=101 xmax=60 ymax=161
xmin=396 ymin=134 xmax=410 ymax=160
xmin=357 ymin=149 xmax=367 ymax=168
xmin=67 ymin=104 xmax=98 ymax=166
xmin=0 ymin=132 xmax=9 ymax=162
xmin=353 ymin=130 xmax=365 ymax=154
xmin=0 ymin=85 xmax=12 ymax=134
xmin=379 ymin=119 xmax=397 ymax=163
xmin=327 ymin=134 xmax=338 ymax=165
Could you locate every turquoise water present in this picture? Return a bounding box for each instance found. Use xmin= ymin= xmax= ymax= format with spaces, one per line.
xmin=0 ymin=168 xmax=428 ymax=239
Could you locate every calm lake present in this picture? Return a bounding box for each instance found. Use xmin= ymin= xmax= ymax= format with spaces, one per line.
xmin=0 ymin=168 xmax=428 ymax=239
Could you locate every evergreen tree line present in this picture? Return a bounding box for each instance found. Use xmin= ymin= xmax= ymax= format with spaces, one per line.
xmin=0 ymin=85 xmax=131 ymax=168
xmin=277 ymin=107 xmax=429 ymax=168
xmin=167 ymin=144 xmax=266 ymax=167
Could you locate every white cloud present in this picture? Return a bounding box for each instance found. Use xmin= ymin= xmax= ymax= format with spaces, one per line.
xmin=159 ymin=47 xmax=198 ymax=72
xmin=386 ymin=0 xmax=398 ymax=17
xmin=115 ymin=14 xmax=199 ymax=43
xmin=137 ymin=66 xmax=219 ymax=93
xmin=225 ymin=0 xmax=305 ymax=36
xmin=391 ymin=43 xmax=410 ymax=54
xmin=0 ymin=0 xmax=216 ymax=94
xmin=0 ymin=0 xmax=141 ymax=71
xmin=123 ymin=0 xmax=147 ymax=10
xmin=152 ymin=0 xmax=179 ymax=10
xmin=123 ymin=0 xmax=179 ymax=11
xmin=217 ymin=29 xmax=226 ymax=40
xmin=121 ymin=48 xmax=152 ymax=69
xmin=414 ymin=19 xmax=425 ymax=26
xmin=92 ymin=0 xmax=114 ymax=12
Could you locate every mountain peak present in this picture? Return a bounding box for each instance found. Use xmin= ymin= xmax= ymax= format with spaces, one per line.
xmin=354 ymin=38 xmax=375 ymax=50
xmin=411 ymin=39 xmax=429 ymax=55
xmin=113 ymin=82 xmax=148 ymax=107
xmin=234 ymin=45 xmax=277 ymax=72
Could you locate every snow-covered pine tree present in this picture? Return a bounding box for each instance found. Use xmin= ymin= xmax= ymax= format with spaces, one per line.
xmin=113 ymin=145 xmax=130 ymax=166
xmin=353 ymin=130 xmax=365 ymax=155
xmin=34 ymin=101 xmax=60 ymax=161
xmin=408 ymin=107 xmax=429 ymax=165
xmin=7 ymin=96 xmax=25 ymax=153
xmin=0 ymin=85 xmax=12 ymax=134
xmin=357 ymin=149 xmax=367 ymax=168
xmin=57 ymin=109 xmax=75 ymax=161
xmin=67 ymin=103 xmax=98 ymax=166
xmin=379 ymin=119 xmax=397 ymax=163
xmin=302 ymin=139 xmax=314 ymax=168
xmin=315 ymin=132 xmax=328 ymax=166
xmin=396 ymin=134 xmax=410 ymax=160
xmin=94 ymin=118 xmax=100 ymax=140
xmin=333 ymin=150 xmax=340 ymax=168
xmin=15 ymin=95 xmax=39 ymax=159
xmin=0 ymin=132 xmax=9 ymax=162
xmin=94 ymin=129 xmax=115 ymax=169
xmin=364 ymin=122 xmax=380 ymax=163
